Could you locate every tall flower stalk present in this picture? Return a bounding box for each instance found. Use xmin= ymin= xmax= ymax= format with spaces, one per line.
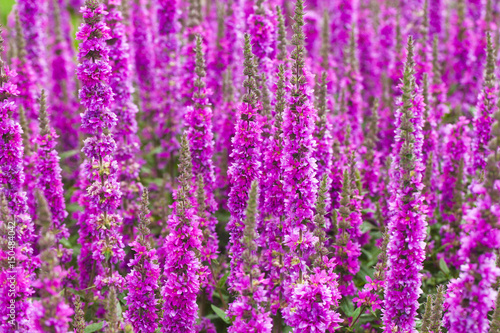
xmin=227 ymin=181 xmax=272 ymax=332
xmin=382 ymin=36 xmax=427 ymax=332
xmin=74 ymin=0 xmax=125 ymax=290
xmin=161 ymin=135 xmax=203 ymax=332
xmin=0 ymin=28 xmax=35 ymax=332
xmin=124 ymin=189 xmax=160 ymax=333
xmin=226 ymin=34 xmax=262 ymax=289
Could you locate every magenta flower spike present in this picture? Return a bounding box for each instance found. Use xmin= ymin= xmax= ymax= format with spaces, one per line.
xmin=179 ymin=0 xmax=204 ymax=106
xmin=16 ymin=0 xmax=48 ymax=88
xmin=186 ymin=35 xmax=218 ymax=214
xmin=443 ymin=34 xmax=500 ymax=333
xmin=156 ymin=0 xmax=181 ymax=164
xmin=329 ymin=0 xmax=358 ymax=76
xmin=357 ymin=2 xmax=379 ymax=99
xmin=47 ymin=0 xmax=79 ymax=154
xmin=161 ymin=135 xmax=204 ymax=333
xmin=281 ymin=2 xmax=321 ymax=327
xmin=382 ymin=36 xmax=428 ymax=333
xmin=12 ymin=12 xmax=38 ymax=124
xmin=248 ymin=0 xmax=277 ymax=80
xmin=334 ymin=160 xmax=363 ymax=297
xmin=429 ymin=0 xmax=442 ymax=35
xmin=438 ymin=117 xmax=470 ymax=267
xmin=124 ymin=190 xmax=160 ymax=333
xmin=226 ymin=34 xmax=262 ymax=288
xmin=445 ymin=0 xmax=478 ymax=109
xmin=227 ymin=181 xmax=272 ymax=332
xmin=259 ymin=63 xmax=288 ymax=314
xmin=339 ymin=28 xmax=364 ymax=147
xmin=106 ymin=0 xmax=143 ymax=244
xmin=31 ymin=193 xmax=73 ymax=332
xmin=131 ymin=0 xmax=156 ymax=115
xmin=472 ymin=33 xmax=498 ymax=173
xmin=0 ymin=30 xmax=35 ymax=333
xmin=74 ymin=0 xmax=125 ymax=290
xmin=35 ymin=91 xmax=69 ymax=240
xmin=313 ymin=72 xmax=333 ymax=210
xmin=185 ymin=35 xmax=220 ymax=294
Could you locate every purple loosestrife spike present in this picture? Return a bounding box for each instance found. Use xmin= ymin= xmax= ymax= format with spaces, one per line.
xmin=313 ymin=72 xmax=333 ymax=211
xmin=74 ymin=0 xmax=125 ymax=290
xmin=35 ymin=90 xmax=69 ymax=240
xmin=227 ymin=181 xmax=272 ymax=332
xmin=361 ymin=99 xmax=383 ymax=201
xmin=0 ymin=27 xmax=35 ymax=332
xmin=284 ymin=175 xmax=342 ymax=332
xmin=443 ymin=49 xmax=500 ymax=333
xmin=31 ymin=192 xmax=73 ymax=332
xmin=195 ymin=174 xmax=220 ymax=298
xmin=421 ymin=295 xmax=433 ymax=333
xmin=445 ymin=0 xmax=478 ymax=109
xmin=429 ymin=285 xmax=445 ymax=333
xmin=48 ymin=0 xmax=79 ymax=154
xmin=430 ymin=36 xmax=447 ymax=124
xmin=276 ymin=5 xmax=288 ymax=64
xmin=13 ymin=11 xmax=38 ymax=123
xmin=248 ymin=0 xmax=277 ymax=81
xmin=124 ymin=189 xmax=160 ymax=332
xmin=334 ymin=167 xmax=362 ymax=297
xmin=329 ymin=0 xmax=357 ymax=75
xmin=180 ymin=0 xmax=204 ymax=105
xmin=354 ymin=232 xmax=389 ymax=312
xmin=414 ymin=0 xmax=432 ymax=83
xmin=357 ymin=1 xmax=380 ymax=99
xmin=106 ymin=0 xmax=143 ymax=246
xmin=16 ymin=0 xmax=48 ymax=87
xmin=429 ymin=0 xmax=442 ymax=35
xmin=472 ymin=33 xmax=498 ymax=173
xmin=131 ymin=0 xmax=156 ymax=115
xmin=259 ymin=62 xmax=287 ymax=315
xmin=186 ymin=35 xmax=218 ymax=213
xmin=214 ymin=68 xmax=237 ymax=207
xmin=319 ymin=10 xmax=330 ymax=68
xmin=383 ymin=36 xmax=428 ymax=333
xmin=161 ymin=135 xmax=204 ymax=333
xmin=226 ymin=33 xmax=262 ymax=289
xmin=281 ymin=1 xmax=322 ymax=329
xmin=438 ymin=118 xmax=470 ymax=267
xmin=72 ymin=296 xmax=86 ymax=333
xmin=156 ymin=0 xmax=181 ymax=166
xmin=105 ymin=287 xmax=120 ymax=333
xmin=339 ymin=27 xmax=364 ymax=147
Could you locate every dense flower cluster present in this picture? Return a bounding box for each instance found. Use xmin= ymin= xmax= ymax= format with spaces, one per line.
xmin=2 ymin=0 xmax=500 ymax=332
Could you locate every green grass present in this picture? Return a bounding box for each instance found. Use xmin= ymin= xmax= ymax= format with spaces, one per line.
xmin=0 ymin=0 xmax=15 ymax=27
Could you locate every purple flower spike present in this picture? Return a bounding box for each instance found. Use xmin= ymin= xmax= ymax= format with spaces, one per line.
xmin=74 ymin=0 xmax=124 ymax=290
xmin=161 ymin=135 xmax=204 ymax=333
xmin=383 ymin=36 xmax=428 ymax=333
xmin=0 ymin=30 xmax=35 ymax=333
xmin=124 ymin=190 xmax=160 ymax=333
xmin=227 ymin=34 xmax=262 ymax=289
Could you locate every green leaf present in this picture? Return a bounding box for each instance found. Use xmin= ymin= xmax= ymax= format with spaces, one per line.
xmin=340 ymin=298 xmax=354 ymax=317
xmin=116 ymin=299 xmax=122 ymax=318
xmin=59 ymin=149 xmax=80 ymax=159
xmin=217 ymin=272 xmax=230 ymax=289
xmin=352 ymin=307 xmax=361 ymax=320
xmin=84 ymin=322 xmax=103 ymax=333
xmin=439 ymin=258 xmax=450 ymax=276
xmin=211 ymin=304 xmax=229 ymax=324
xmin=284 ymin=326 xmax=293 ymax=333
xmin=66 ymin=288 xmax=85 ymax=298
